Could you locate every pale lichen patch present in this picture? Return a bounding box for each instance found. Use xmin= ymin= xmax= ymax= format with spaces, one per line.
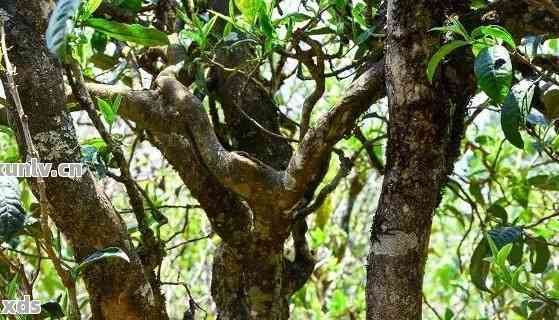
xmin=283 ymin=173 xmax=297 ymax=191
xmin=33 ymin=131 xmax=75 ymax=161
xmin=372 ymin=231 xmax=418 ymax=256
xmin=292 ymin=152 xmax=304 ymax=170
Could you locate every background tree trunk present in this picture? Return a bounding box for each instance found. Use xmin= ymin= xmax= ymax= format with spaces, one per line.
xmin=366 ymin=1 xmax=472 ymax=319
xmin=1 ymin=1 xmax=168 ymax=319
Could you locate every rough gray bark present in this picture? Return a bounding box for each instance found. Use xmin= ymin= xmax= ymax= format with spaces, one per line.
xmin=1 ymin=1 xmax=167 ymax=319
xmin=366 ymin=1 xmax=473 ymax=319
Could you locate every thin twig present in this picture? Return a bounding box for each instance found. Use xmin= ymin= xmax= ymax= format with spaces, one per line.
xmin=524 ymin=211 xmax=559 ymax=229
xmin=166 ymin=234 xmax=212 ymax=251
xmin=294 ymin=149 xmax=356 ymax=220
xmin=423 ymin=293 xmax=443 ymax=320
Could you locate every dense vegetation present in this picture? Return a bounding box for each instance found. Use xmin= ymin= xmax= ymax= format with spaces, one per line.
xmin=0 ymin=0 xmax=559 ymax=319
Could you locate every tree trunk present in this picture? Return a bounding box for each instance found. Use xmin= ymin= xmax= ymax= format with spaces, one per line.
xmin=366 ymin=1 xmax=471 ymax=319
xmin=1 ymin=1 xmax=167 ymax=319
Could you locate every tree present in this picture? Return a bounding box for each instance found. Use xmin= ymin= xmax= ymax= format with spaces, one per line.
xmin=0 ymin=0 xmax=559 ymax=319
xmin=366 ymin=1 xmax=474 ymax=318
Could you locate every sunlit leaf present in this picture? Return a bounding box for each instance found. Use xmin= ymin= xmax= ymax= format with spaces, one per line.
xmin=474 ymin=45 xmax=513 ymax=103
xmin=85 ymin=18 xmax=170 ymax=47
xmin=471 ymin=25 xmax=515 ymax=49
xmin=427 ymin=40 xmax=470 ymax=82
xmin=80 ymin=0 xmax=103 ymax=20
xmin=71 ymin=247 xmax=130 ymax=279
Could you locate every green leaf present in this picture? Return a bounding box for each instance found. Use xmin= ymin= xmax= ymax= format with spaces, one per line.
xmin=427 ymin=40 xmax=470 ymax=82
xmin=527 ymin=175 xmax=559 ymax=190
xmin=496 ymin=243 xmax=513 ymax=271
xmin=71 ymin=29 xmax=94 ymax=68
xmin=235 ymin=0 xmax=263 ymax=23
xmin=471 ymin=0 xmax=488 ymax=9
xmin=474 ymin=45 xmax=513 ymax=103
xmin=527 ymin=237 xmax=550 ymax=274
xmin=508 ymin=241 xmax=524 ymax=267
xmin=444 ymin=308 xmax=454 ymax=320
xmin=469 ymin=180 xmax=485 ymax=206
xmin=258 ymin=4 xmax=275 ymax=50
xmin=542 ymin=85 xmax=559 ymax=120
xmin=501 ymin=80 xmax=535 ymax=149
xmin=202 ymin=15 xmax=219 ymax=38
xmin=487 ymin=203 xmax=508 ymax=224
xmin=355 ymin=27 xmax=379 ymax=46
xmin=307 ymin=27 xmax=337 ymax=36
xmin=6 ymin=273 xmax=20 ymax=298
xmin=471 ymin=40 xmax=493 ymax=57
xmin=430 ymin=17 xmax=470 ymax=41
xmin=541 ymin=38 xmax=559 ymax=56
xmin=470 ymin=239 xmax=491 ymax=291
xmin=46 ymin=0 xmax=81 ymax=58
xmin=328 ymin=289 xmax=348 ymax=315
xmin=315 ymin=196 xmax=333 ymax=230
xmin=71 ymin=247 xmax=130 ymax=279
xmin=0 ymin=176 xmax=26 ymax=243
xmin=96 ymin=97 xmax=116 ymax=126
xmin=509 ymin=266 xmax=524 ymax=291
xmin=85 ymin=18 xmax=170 ymax=47
xmin=273 ymin=13 xmax=312 ymax=25
xmin=80 ymin=0 xmax=103 ymax=20
xmin=471 ymin=25 xmax=515 ymax=49
xmin=112 ymin=95 xmax=123 ymax=116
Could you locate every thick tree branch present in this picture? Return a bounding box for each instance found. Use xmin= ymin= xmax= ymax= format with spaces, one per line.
xmin=282 ymin=61 xmax=386 ymax=207
xmin=146 ymin=132 xmax=253 ymax=247
xmin=85 ymin=76 xmax=284 ymax=203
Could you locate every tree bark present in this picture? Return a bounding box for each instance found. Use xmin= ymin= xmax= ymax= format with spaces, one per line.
xmin=84 ymin=58 xmax=385 ymax=318
xmin=366 ymin=1 xmax=472 ymax=319
xmin=1 ymin=1 xmax=167 ymax=319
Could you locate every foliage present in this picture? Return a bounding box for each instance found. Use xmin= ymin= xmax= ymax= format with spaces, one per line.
xmin=46 ymin=0 xmax=168 ymax=60
xmin=0 ymin=177 xmax=25 ymax=244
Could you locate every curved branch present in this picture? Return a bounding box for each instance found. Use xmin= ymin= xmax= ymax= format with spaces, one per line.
xmin=281 ymin=61 xmax=386 ymax=207
xmin=85 ymin=76 xmax=284 ymax=203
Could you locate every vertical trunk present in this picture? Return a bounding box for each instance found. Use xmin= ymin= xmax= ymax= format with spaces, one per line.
xmin=210 ymin=204 xmax=296 ymax=320
xmin=366 ymin=1 xmax=470 ymax=319
xmin=212 ymin=240 xmax=289 ymax=320
xmin=205 ymin=24 xmax=304 ymax=320
xmin=2 ymin=1 xmax=167 ymax=319
xmin=148 ymin=134 xmax=304 ymax=320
